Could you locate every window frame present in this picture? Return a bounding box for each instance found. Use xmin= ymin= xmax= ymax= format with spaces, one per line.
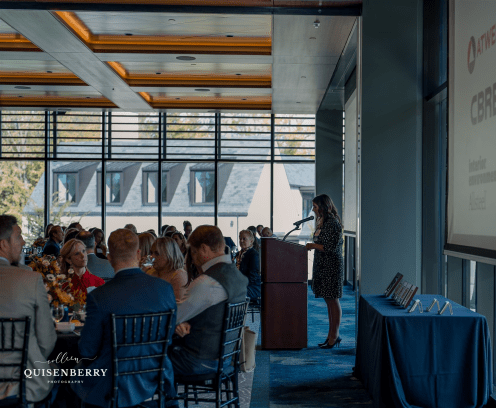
xmin=191 ymin=169 xmax=215 ymax=206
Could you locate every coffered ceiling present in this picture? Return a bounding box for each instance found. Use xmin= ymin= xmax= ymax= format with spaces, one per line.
xmin=0 ymin=1 xmax=360 ymax=113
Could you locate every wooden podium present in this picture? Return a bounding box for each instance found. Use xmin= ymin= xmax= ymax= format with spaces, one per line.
xmin=261 ymin=238 xmax=308 ymax=349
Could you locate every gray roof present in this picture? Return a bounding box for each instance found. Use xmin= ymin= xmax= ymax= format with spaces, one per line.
xmin=24 ymin=138 xmax=314 ymax=217
xmin=283 ymin=163 xmax=315 ymax=188
xmin=53 ymin=162 xmax=95 ymax=173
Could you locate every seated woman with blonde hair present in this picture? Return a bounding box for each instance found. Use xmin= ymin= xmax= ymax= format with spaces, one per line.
xmin=148 ymin=237 xmax=188 ymax=302
xmin=60 ymin=238 xmax=105 ymax=297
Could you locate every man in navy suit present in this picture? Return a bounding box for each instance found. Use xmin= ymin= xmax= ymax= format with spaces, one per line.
xmin=42 ymin=225 xmax=63 ymax=256
xmin=71 ymin=228 xmax=177 ymax=407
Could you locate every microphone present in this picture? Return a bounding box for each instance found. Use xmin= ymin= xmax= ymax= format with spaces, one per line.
xmin=293 ymin=215 xmax=314 ymax=226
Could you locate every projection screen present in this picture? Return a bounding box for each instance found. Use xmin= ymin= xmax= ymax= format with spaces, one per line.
xmin=447 ymin=0 xmax=496 ymax=258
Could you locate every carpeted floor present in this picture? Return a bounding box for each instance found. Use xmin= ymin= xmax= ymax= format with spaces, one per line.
xmin=250 ymin=283 xmax=373 ymax=408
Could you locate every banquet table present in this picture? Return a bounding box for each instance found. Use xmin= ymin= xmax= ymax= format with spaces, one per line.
xmin=354 ymin=294 xmax=492 ymax=408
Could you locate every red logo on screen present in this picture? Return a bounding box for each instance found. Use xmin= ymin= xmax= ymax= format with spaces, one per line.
xmin=467 ymin=24 xmax=496 ymax=74
xmin=467 ymin=36 xmax=476 ymax=74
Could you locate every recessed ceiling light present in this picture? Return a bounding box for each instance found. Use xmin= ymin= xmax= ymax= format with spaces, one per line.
xmin=226 ymin=35 xmax=234 ymax=38
xmin=176 ymin=56 xmax=196 ymax=61
xmin=18 ymin=95 xmax=23 ymax=98
xmin=194 ymin=89 xmax=210 ymax=92
xmin=156 ymin=72 xmax=161 ymax=75
xmin=191 ymin=64 xmax=196 ymax=66
xmin=47 ymin=71 xmax=52 ymax=73
xmin=242 ymin=99 xmax=247 ymax=101
xmin=125 ymin=33 xmax=133 ymax=36
xmin=14 ymin=86 xmax=31 ymax=89
xmin=176 ymin=98 xmax=180 ymax=100
xmin=168 ymin=19 xmax=175 ymax=22
xmin=236 ymin=73 xmax=242 ymax=76
xmin=86 ymin=96 xmax=91 ymax=99
xmin=296 ymin=102 xmax=301 ymax=104
xmin=309 ymin=37 xmax=316 ymax=40
xmin=301 ymin=76 xmax=306 ymax=79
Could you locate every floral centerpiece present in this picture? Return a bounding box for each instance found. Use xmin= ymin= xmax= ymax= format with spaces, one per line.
xmin=28 ymin=255 xmax=86 ymax=307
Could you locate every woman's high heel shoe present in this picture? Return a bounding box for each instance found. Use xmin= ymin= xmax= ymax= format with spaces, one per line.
xmin=318 ymin=338 xmax=329 ymax=347
xmin=319 ymin=336 xmax=341 ymax=349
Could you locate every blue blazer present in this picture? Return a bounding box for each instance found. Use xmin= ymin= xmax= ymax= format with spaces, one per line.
xmin=42 ymin=238 xmax=60 ymax=257
xmin=71 ymin=268 xmax=177 ymax=407
xmin=238 ymin=248 xmax=261 ymax=300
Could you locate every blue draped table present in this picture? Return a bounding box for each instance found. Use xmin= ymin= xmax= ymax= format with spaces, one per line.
xmin=354 ymin=294 xmax=492 ymax=408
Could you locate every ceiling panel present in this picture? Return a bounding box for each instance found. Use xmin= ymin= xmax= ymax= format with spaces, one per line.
xmin=146 ymin=91 xmax=271 ymax=98
xmin=130 ymin=86 xmax=272 ymax=94
xmin=0 ymin=90 xmax=104 ymax=97
xmin=74 ymin=12 xmax=272 ymax=37
xmin=0 ymin=19 xmax=17 ymax=34
xmin=0 ymin=60 xmax=73 ymax=73
xmin=116 ymin=61 xmax=272 ymax=76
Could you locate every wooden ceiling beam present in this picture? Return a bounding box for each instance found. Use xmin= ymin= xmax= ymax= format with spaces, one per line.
xmin=0 ymin=9 xmax=152 ymax=111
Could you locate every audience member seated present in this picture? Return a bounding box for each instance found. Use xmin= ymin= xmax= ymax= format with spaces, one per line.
xmin=0 ymin=215 xmax=57 ymax=404
xmin=91 ymin=228 xmax=107 ymax=259
xmin=77 ymin=231 xmax=114 ymax=281
xmin=148 ymin=237 xmax=188 ymax=302
xmin=257 ymin=224 xmax=264 ymax=238
xmin=171 ymin=225 xmax=248 ymax=376
xmin=60 ymin=239 xmax=104 ymax=295
xmin=247 ymin=226 xmax=261 ymax=251
xmin=171 ymin=231 xmax=187 ymax=256
xmin=124 ymin=223 xmax=138 ymax=234
xmin=147 ymin=229 xmax=158 ymax=238
xmin=184 ymin=246 xmax=200 ymax=286
xmin=235 ymin=230 xmax=261 ymax=302
xmin=160 ymin=225 xmax=169 ymax=237
xmin=183 ymin=220 xmax=192 ymax=239
xmin=43 ymin=224 xmax=64 ymax=257
xmin=44 ymin=223 xmax=54 ymax=238
xmin=71 ymin=229 xmax=177 ymax=407
xmin=68 ymin=222 xmax=82 ymax=231
xmin=63 ymin=228 xmax=79 ymax=244
xmin=138 ymin=232 xmax=156 ymax=272
xmin=164 ymin=225 xmax=177 ymax=237
xmin=261 ymin=227 xmax=276 ymax=238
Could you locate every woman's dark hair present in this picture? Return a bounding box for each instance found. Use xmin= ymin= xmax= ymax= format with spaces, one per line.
xmin=184 ymin=246 xmax=200 ymax=287
xmin=312 ymin=194 xmax=342 ymax=226
xmin=183 ymin=220 xmax=192 ymax=229
xmin=246 ymin=226 xmax=260 ymax=251
xmin=160 ymin=225 xmax=169 ymax=237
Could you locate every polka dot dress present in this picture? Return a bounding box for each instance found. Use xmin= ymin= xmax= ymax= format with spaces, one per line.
xmin=311 ymin=215 xmax=344 ymax=299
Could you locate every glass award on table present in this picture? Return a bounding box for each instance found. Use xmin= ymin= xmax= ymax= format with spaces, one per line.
xmin=401 ymin=284 xmax=418 ymax=308
xmin=392 ymin=281 xmax=406 ymax=303
xmin=384 ymin=273 xmax=403 ymax=297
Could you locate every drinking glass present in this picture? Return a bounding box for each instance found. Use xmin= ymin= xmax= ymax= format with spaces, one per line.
xmin=51 ymin=305 xmax=64 ymax=323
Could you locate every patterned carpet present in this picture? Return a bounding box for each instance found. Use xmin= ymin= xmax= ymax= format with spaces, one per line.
xmin=250 ymin=284 xmax=372 ymax=408
xmin=176 ymin=284 xmax=372 ymax=408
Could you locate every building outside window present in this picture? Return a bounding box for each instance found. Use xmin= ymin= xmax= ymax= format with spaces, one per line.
xmin=302 ymin=192 xmax=314 ymax=218
xmin=97 ymin=172 xmax=123 ymax=205
xmin=55 ymin=173 xmax=76 ymax=204
xmin=143 ymin=170 xmax=168 ymax=204
xmin=193 ymin=170 xmax=215 ymax=204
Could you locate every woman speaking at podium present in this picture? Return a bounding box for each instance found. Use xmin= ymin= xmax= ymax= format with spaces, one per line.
xmin=305 ymin=194 xmax=344 ymax=349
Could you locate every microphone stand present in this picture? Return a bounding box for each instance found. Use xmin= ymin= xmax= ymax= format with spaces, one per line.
xmin=283 ymin=224 xmax=301 ymax=241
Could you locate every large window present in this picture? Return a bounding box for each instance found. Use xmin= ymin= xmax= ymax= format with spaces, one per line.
xmin=0 ymin=111 xmax=315 ymax=247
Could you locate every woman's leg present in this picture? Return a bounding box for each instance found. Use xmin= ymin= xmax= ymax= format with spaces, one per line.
xmin=324 ymin=297 xmax=342 ymax=342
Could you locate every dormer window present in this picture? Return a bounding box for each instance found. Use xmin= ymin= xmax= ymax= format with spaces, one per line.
xmin=190 ymin=163 xmax=233 ymax=205
xmin=53 ymin=162 xmax=97 ymax=206
xmin=97 ymin=162 xmax=140 ymax=206
xmin=56 ymin=173 xmax=77 ymax=204
xmin=142 ymin=163 xmax=185 ymax=206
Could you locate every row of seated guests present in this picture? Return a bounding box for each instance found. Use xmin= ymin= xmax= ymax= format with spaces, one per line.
xmin=0 ymin=215 xmax=248 ymax=407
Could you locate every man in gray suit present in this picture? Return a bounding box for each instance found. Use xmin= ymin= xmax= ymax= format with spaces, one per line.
xmin=0 ymin=215 xmax=57 ymax=403
xmin=76 ymin=230 xmax=114 ymax=280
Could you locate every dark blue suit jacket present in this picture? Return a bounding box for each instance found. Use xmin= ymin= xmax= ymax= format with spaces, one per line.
xmin=42 ymin=238 xmax=60 ymax=257
xmin=71 ymin=268 xmax=177 ymax=407
xmin=238 ymin=248 xmax=261 ymax=300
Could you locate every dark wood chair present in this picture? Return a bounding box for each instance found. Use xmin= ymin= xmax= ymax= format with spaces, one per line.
xmin=109 ymin=311 xmax=175 ymax=408
xmin=0 ymin=317 xmax=31 ymax=408
xmin=174 ymin=301 xmax=249 ymax=408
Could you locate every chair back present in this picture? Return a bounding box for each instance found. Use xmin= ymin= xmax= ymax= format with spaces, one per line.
xmin=0 ymin=317 xmax=31 ymax=407
xmin=110 ymin=311 xmax=175 ymax=408
xmin=217 ymin=301 xmax=249 ymax=375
